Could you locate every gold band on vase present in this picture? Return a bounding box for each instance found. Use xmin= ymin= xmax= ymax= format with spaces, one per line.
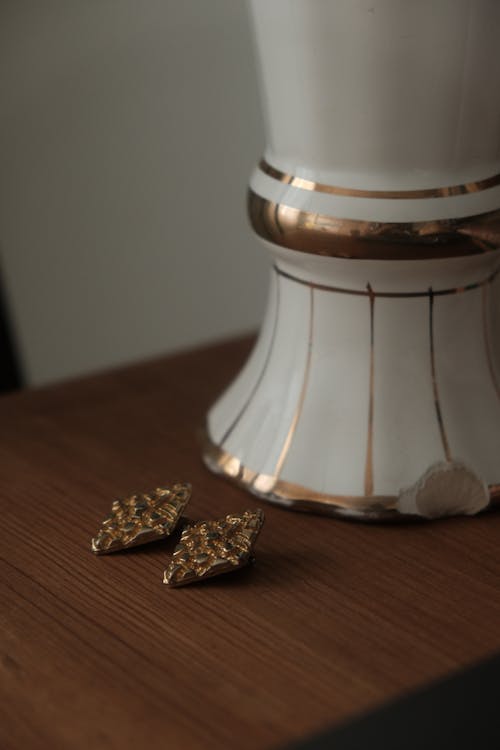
xmin=259 ymin=159 xmax=500 ymax=200
xmin=250 ymin=157 xmax=500 ymax=260
xmin=249 ymin=190 xmax=500 ymax=260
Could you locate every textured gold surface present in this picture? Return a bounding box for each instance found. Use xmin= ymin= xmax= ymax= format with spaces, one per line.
xmin=163 ymin=509 xmax=264 ymax=587
xmin=91 ymin=482 xmax=191 ymax=554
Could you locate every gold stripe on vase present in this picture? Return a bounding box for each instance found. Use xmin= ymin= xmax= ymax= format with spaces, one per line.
xmin=248 ymin=190 xmax=500 ymax=260
xmin=364 ymin=286 xmax=375 ymax=496
xmin=428 ymin=290 xmax=452 ymax=462
xmin=273 ymin=287 xmax=314 ymax=481
xmin=259 ymin=159 xmax=500 ymax=200
xmin=274 ymin=264 xmax=499 ymax=299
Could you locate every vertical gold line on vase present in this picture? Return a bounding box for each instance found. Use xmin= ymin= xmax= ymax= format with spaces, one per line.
xmin=273 ymin=286 xmax=315 ymax=481
xmin=219 ymin=269 xmax=281 ymax=446
xmin=482 ymin=283 xmax=500 ymax=403
xmin=429 ymin=290 xmax=452 ymax=461
xmin=364 ymin=285 xmax=375 ymax=496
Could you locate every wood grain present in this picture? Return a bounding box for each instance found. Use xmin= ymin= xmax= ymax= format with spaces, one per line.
xmin=1 ymin=336 xmax=500 ymax=749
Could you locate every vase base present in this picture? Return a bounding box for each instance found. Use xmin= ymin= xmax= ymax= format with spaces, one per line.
xmin=201 ymin=428 xmax=500 ymax=523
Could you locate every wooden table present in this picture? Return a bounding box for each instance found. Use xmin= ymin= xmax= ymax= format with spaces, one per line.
xmin=1 ymin=337 xmax=500 ymax=750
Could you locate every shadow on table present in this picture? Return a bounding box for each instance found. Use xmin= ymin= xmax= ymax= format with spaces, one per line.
xmin=285 ymin=651 xmax=500 ymax=749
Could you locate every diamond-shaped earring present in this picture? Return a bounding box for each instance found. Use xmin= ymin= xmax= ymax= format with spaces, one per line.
xmin=163 ymin=509 xmax=264 ymax=587
xmin=91 ymin=481 xmax=191 ymax=554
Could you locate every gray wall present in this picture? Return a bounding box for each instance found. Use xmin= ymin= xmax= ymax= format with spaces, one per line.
xmin=0 ymin=0 xmax=267 ymax=386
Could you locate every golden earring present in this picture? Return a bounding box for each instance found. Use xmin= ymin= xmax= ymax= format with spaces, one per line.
xmin=91 ymin=481 xmax=192 ymax=554
xmin=163 ymin=509 xmax=264 ymax=587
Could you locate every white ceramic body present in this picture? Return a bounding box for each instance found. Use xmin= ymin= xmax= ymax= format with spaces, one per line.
xmin=251 ymin=0 xmax=500 ymax=198
xmin=205 ymin=0 xmax=500 ymax=518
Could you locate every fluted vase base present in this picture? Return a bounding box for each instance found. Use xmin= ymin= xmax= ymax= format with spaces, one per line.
xmin=204 ymin=246 xmax=500 ymax=521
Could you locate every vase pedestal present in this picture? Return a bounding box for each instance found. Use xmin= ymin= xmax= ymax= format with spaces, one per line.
xmin=204 ymin=247 xmax=500 ymax=520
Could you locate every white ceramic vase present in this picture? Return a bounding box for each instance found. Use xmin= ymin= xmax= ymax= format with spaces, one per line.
xmin=204 ymin=0 xmax=500 ymax=520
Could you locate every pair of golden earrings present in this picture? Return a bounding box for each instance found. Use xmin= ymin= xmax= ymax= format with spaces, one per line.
xmin=91 ymin=481 xmax=264 ymax=587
